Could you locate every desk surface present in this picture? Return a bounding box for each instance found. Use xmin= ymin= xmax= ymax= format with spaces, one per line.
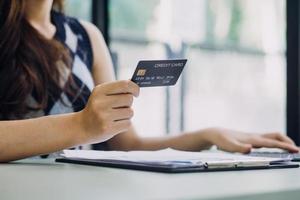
xmin=1 ymin=159 xmax=300 ymax=200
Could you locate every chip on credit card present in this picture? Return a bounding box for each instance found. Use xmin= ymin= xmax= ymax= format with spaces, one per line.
xmin=131 ymin=59 xmax=187 ymax=87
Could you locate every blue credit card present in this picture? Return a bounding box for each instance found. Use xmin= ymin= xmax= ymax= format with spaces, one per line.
xmin=131 ymin=59 xmax=187 ymax=87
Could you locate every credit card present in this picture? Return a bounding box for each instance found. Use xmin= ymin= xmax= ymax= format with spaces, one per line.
xmin=131 ymin=59 xmax=187 ymax=87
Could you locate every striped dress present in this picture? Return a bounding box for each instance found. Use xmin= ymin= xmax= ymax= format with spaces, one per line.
xmin=26 ymin=11 xmax=109 ymax=155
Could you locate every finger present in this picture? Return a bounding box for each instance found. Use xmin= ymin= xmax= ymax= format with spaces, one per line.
xmin=100 ymin=80 xmax=140 ymax=97
xmin=251 ymin=137 xmax=299 ymax=153
xmin=263 ymin=133 xmax=295 ymax=145
xmin=111 ymin=108 xmax=134 ymax=121
xmin=229 ymin=141 xmax=252 ymax=154
xmin=108 ymin=94 xmax=134 ymax=108
xmin=112 ymin=120 xmax=132 ymax=134
xmin=219 ymin=139 xmax=252 ymax=154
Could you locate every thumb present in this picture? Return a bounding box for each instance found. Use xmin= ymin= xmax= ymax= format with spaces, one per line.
xmin=230 ymin=141 xmax=252 ymax=154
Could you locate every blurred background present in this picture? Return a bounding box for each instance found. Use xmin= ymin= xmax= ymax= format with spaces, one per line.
xmin=65 ymin=0 xmax=286 ymax=137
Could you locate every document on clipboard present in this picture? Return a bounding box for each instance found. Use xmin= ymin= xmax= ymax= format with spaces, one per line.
xmin=55 ymin=148 xmax=299 ymax=173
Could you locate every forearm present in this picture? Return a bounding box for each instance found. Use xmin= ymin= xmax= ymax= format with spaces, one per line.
xmin=125 ymin=129 xmax=215 ymax=152
xmin=0 ymin=113 xmax=85 ymax=162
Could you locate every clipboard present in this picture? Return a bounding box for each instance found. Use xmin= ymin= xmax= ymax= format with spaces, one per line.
xmin=55 ymin=157 xmax=299 ymax=173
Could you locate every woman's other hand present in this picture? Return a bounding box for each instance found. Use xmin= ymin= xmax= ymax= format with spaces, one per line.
xmin=203 ymin=128 xmax=299 ymax=153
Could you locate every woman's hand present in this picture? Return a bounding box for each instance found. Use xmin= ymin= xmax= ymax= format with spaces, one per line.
xmin=204 ymin=128 xmax=299 ymax=153
xmin=76 ymin=80 xmax=140 ymax=144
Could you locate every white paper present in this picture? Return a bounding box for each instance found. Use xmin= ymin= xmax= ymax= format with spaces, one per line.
xmin=61 ymin=148 xmax=290 ymax=166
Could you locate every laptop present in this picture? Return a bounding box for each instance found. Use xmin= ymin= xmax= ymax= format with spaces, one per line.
xmin=248 ymin=150 xmax=300 ymax=162
xmin=55 ymin=149 xmax=299 ymax=173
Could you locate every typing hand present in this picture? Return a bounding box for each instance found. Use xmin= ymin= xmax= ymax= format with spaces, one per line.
xmin=206 ymin=128 xmax=299 ymax=154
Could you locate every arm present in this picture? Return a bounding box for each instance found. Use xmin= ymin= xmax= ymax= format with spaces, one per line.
xmin=0 ymin=80 xmax=140 ymax=162
xmin=0 ymin=113 xmax=84 ymax=162
xmin=108 ymin=127 xmax=299 ymax=153
xmin=82 ymin=21 xmax=300 ymax=154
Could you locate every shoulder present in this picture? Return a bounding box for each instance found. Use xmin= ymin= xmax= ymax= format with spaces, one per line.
xmin=79 ymin=21 xmax=102 ymax=38
xmin=53 ymin=11 xmax=103 ymax=44
xmin=79 ymin=20 xmax=109 ymax=67
xmin=79 ymin=20 xmax=111 ymax=66
xmin=79 ymin=20 xmax=115 ymax=84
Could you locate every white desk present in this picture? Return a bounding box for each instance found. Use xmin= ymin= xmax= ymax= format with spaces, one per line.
xmin=1 ymin=159 xmax=300 ymax=200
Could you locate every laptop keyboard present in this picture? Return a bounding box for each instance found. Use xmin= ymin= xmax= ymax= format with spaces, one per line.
xmin=248 ymin=152 xmax=300 ymax=162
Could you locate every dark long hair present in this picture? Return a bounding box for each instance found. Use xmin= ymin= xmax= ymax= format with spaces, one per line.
xmin=0 ymin=0 xmax=72 ymax=119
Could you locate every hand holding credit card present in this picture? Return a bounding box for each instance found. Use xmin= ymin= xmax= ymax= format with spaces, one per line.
xmin=131 ymin=59 xmax=187 ymax=87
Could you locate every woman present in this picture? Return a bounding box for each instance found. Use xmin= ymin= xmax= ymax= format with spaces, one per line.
xmin=0 ymin=0 xmax=298 ymax=162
